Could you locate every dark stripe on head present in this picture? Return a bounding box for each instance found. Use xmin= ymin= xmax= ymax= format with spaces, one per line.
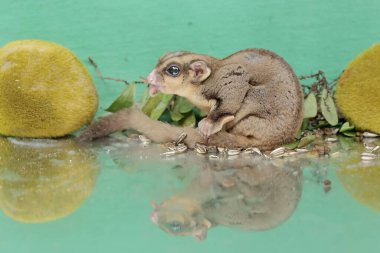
xmin=158 ymin=51 xmax=192 ymax=65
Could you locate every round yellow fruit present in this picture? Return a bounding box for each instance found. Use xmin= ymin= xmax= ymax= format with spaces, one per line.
xmin=0 ymin=40 xmax=98 ymax=137
xmin=336 ymin=43 xmax=380 ymax=134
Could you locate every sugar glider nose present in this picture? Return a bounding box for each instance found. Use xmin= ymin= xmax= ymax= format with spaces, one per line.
xmin=147 ymin=70 xmax=158 ymax=85
xmin=150 ymin=211 xmax=159 ymax=224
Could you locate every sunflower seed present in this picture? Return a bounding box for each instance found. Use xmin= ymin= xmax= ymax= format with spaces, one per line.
xmin=243 ymin=147 xmax=262 ymax=155
xmin=363 ymin=132 xmax=379 ymax=138
xmin=176 ymin=143 xmax=188 ymax=153
xmin=221 ymin=177 xmax=235 ymax=188
xmin=138 ymin=135 xmax=151 ymax=144
xmin=167 ymin=146 xmax=176 ymax=151
xmin=361 ymin=156 xmax=376 ymax=161
xmin=175 ymin=132 xmax=187 ymax=145
xmin=325 ymin=137 xmax=338 ymax=143
xmin=361 ymin=152 xmax=378 ymax=158
xmin=365 ymin=145 xmax=380 ymax=153
xmin=263 ymin=154 xmax=272 ymax=159
xmin=296 ymin=148 xmax=309 ymax=153
xmin=217 ymin=147 xmax=227 ymax=153
xmin=270 ymin=147 xmax=286 ymax=157
xmin=227 ymin=149 xmax=241 ymax=156
xmin=195 ymin=144 xmax=207 ymax=154
xmin=160 ymin=150 xmax=177 ymax=157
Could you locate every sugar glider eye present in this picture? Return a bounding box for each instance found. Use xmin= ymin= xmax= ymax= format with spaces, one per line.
xmin=169 ymin=221 xmax=182 ymax=232
xmin=165 ymin=64 xmax=181 ymax=77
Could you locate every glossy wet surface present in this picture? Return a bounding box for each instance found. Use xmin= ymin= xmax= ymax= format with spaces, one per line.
xmin=0 ymin=135 xmax=379 ymax=253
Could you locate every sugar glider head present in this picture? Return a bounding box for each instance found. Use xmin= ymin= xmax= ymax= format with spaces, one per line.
xmin=150 ymin=197 xmax=211 ymax=241
xmin=145 ymin=51 xmax=212 ymax=97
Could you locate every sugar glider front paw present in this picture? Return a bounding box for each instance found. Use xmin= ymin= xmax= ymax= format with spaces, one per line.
xmin=198 ymin=118 xmax=216 ymax=138
xmin=198 ymin=115 xmax=235 ymax=138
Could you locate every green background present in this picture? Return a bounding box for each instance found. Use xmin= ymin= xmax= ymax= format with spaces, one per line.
xmin=1 ymin=1 xmax=380 ymax=253
xmin=1 ymin=0 xmax=379 ymax=111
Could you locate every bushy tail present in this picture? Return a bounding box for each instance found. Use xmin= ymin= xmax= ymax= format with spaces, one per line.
xmin=78 ymin=106 xmax=278 ymax=150
xmin=78 ymin=106 xmax=203 ymax=148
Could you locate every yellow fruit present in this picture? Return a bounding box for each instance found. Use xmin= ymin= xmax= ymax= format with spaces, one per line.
xmin=337 ymin=159 xmax=380 ymax=212
xmin=0 ymin=40 xmax=98 ymax=137
xmin=0 ymin=137 xmax=99 ymax=223
xmin=336 ymin=43 xmax=380 ymax=134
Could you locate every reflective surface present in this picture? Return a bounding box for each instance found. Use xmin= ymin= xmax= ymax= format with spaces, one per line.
xmin=0 ymin=135 xmax=379 ymax=252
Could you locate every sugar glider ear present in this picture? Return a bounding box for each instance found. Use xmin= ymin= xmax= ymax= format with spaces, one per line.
xmin=189 ymin=61 xmax=211 ymax=83
xmin=193 ymin=226 xmax=208 ymax=241
xmin=192 ymin=219 xmax=211 ymax=241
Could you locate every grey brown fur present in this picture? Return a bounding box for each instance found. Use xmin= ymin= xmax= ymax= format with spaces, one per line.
xmin=79 ymin=49 xmax=304 ymax=150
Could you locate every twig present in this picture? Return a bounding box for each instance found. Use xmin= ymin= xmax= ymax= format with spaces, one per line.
xmin=88 ymin=56 xmax=145 ymax=85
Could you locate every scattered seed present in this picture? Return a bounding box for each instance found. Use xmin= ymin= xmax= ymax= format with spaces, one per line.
xmin=175 ymin=132 xmax=187 ymax=145
xmin=209 ymin=155 xmax=219 ymax=159
xmin=167 ymin=146 xmax=176 ymax=151
xmin=364 ymin=143 xmax=376 ymax=151
xmin=160 ymin=150 xmax=177 ymax=157
xmin=361 ymin=155 xmax=376 ymax=161
xmin=363 ymin=132 xmax=380 ymax=138
xmin=263 ymin=154 xmax=272 ymax=159
xmin=227 ymin=149 xmax=241 ymax=156
xmin=325 ymin=137 xmax=338 ymax=143
xmin=195 ymin=144 xmax=207 ymax=154
xmin=296 ymin=148 xmax=309 ymax=153
xmin=217 ymin=147 xmax=227 ymax=153
xmin=361 ymin=152 xmax=377 ymax=158
xmin=221 ymin=177 xmax=235 ymax=188
xmin=270 ymin=147 xmax=286 ymax=156
xmin=243 ymin=147 xmax=262 ymax=155
xmin=176 ymin=143 xmax=188 ymax=153
xmin=139 ymin=135 xmax=151 ymax=144
xmin=366 ymin=145 xmax=380 ymax=153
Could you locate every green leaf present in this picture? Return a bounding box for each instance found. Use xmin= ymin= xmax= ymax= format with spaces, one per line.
xmin=170 ymin=110 xmax=184 ymax=122
xmin=177 ymin=98 xmax=194 ymax=113
xmin=320 ymin=88 xmax=338 ymax=126
xmin=296 ymin=128 xmax=302 ymax=139
xmin=342 ymin=131 xmax=356 ymax=137
xmin=149 ymin=94 xmax=173 ymax=120
xmin=106 ymin=83 xmax=136 ymax=112
xmin=297 ymin=135 xmax=316 ymax=148
xmin=178 ymin=112 xmax=196 ymax=127
xmin=303 ymin=92 xmax=318 ymax=118
xmin=142 ymin=93 xmax=163 ymax=116
xmin=301 ymin=118 xmax=310 ymax=131
xmin=283 ymin=140 xmax=300 ymax=149
xmin=140 ymin=88 xmax=150 ymax=106
xmin=339 ymin=122 xmax=355 ymax=132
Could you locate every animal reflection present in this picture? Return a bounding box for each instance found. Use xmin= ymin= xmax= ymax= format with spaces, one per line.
xmin=150 ymin=159 xmax=302 ymax=240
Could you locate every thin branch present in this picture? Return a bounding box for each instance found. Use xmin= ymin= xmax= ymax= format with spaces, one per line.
xmin=88 ymin=56 xmax=144 ymax=85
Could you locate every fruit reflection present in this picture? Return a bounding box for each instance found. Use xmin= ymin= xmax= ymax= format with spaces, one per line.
xmin=337 ymin=160 xmax=380 ymax=212
xmin=0 ymin=137 xmax=99 ymax=222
